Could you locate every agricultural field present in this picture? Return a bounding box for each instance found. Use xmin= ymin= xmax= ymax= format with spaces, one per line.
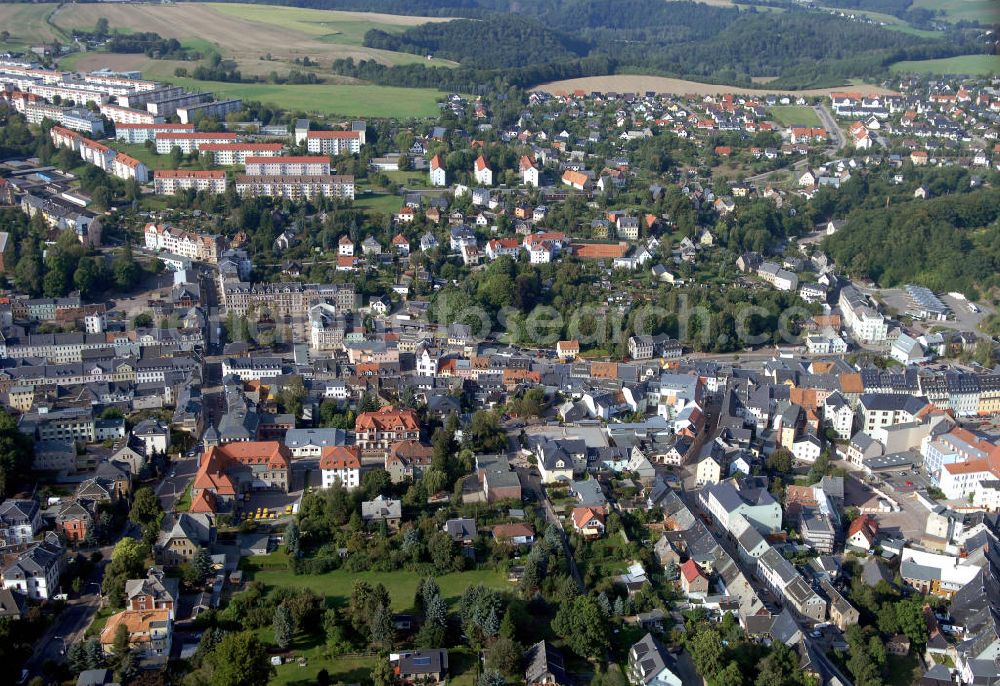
xmin=532 ymin=75 xmax=898 ymax=97
xmin=38 ymin=3 xmax=456 ymax=117
xmin=891 ymin=54 xmax=1000 ymax=75
xmin=911 ymin=0 xmax=999 ymax=23
xmin=768 ymin=105 xmax=822 ymax=127
xmin=0 ymin=3 xmax=65 ymax=50
xmin=50 ymin=3 xmax=458 ymax=69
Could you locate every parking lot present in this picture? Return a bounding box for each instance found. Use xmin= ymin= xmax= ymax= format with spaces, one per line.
xmin=868 ymin=286 xmax=991 ymax=335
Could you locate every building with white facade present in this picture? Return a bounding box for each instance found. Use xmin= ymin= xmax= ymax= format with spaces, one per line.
xmin=153 ymin=170 xmax=227 ymax=196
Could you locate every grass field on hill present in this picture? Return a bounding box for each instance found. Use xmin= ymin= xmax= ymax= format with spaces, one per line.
xmin=891 ymin=54 xmax=1000 ymax=75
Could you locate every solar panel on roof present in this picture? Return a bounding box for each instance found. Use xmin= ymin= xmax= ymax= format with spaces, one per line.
xmin=412 ymin=657 xmax=432 ymax=666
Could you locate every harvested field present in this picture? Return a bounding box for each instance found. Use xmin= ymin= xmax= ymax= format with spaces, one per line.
xmin=531 ymin=75 xmax=898 ymax=97
xmin=51 ymin=2 xmax=457 ymax=68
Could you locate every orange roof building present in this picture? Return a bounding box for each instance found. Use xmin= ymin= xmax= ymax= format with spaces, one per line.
xmin=319 ymin=446 xmax=362 ymax=490
xmin=355 ymin=407 xmax=420 ymax=453
xmin=191 ymin=442 xmax=291 ymax=511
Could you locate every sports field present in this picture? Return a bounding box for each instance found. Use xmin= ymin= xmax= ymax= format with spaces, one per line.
xmin=890 ymin=54 xmax=1000 ymax=76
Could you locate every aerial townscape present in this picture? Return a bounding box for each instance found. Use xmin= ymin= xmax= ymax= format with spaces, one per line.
xmin=0 ymin=1 xmax=999 ymax=686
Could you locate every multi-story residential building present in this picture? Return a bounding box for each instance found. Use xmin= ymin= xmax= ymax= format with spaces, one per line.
xmin=233 ymin=174 xmax=355 ymax=200
xmin=320 ymin=446 xmax=362 ymax=490
xmin=220 ymin=357 xmax=284 ymax=381
xmin=111 ymin=152 xmax=150 ymax=184
xmin=152 ymin=169 xmax=227 ymax=195
xmin=79 ymin=138 xmax=116 ymax=172
xmin=354 ymin=407 xmax=420 ymax=456
xmin=176 ymin=98 xmax=242 ymax=124
xmin=21 ymin=100 xmax=65 ymax=125
xmin=0 ymin=330 xmax=113 ymax=362
xmin=244 ymin=156 xmax=331 ymax=176
xmin=701 ymin=480 xmax=782 ymax=534
xmin=115 ymin=122 xmax=195 ymax=144
xmin=144 ymin=223 xmax=224 ymax=263
xmin=305 ymin=129 xmax=363 ymax=155
xmin=60 ymin=109 xmax=105 ymax=136
xmin=938 ymin=456 xmax=1000 ymax=501
xmin=100 ymin=609 xmax=172 ymax=659
xmin=155 ymin=132 xmax=239 ymax=155
xmin=199 ymin=142 xmax=284 ymax=166
xmin=800 ymin=513 xmax=836 ymax=554
xmin=857 ymin=393 xmax=929 ymax=436
xmin=18 ymin=407 xmax=97 ymax=442
xmin=0 ymin=499 xmax=43 ymax=546
xmin=823 ymin=391 xmax=854 ymax=440
xmin=429 ymin=154 xmax=447 ymax=186
xmin=520 ymin=155 xmax=539 ymax=187
xmin=755 ymin=547 xmax=827 ymax=621
xmin=125 ymin=568 xmax=178 ymax=614
xmin=922 ymin=427 xmax=993 ymax=484
xmin=839 ymin=285 xmax=888 ymax=344
xmin=2 ymin=535 xmax=63 ymax=600
xmin=222 ymin=281 xmax=355 ymax=317
xmin=100 ymin=103 xmax=162 ymax=125
xmin=474 ymin=155 xmax=493 ymax=186
xmin=145 ymin=91 xmax=213 ymax=118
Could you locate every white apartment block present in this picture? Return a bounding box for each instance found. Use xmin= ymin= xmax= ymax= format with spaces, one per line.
xmin=112 ymin=153 xmax=150 ymax=184
xmin=155 ymin=132 xmax=240 ymax=155
xmin=60 ymin=109 xmax=105 ymax=137
xmin=839 ymin=285 xmax=888 ymax=343
xmin=145 ymin=92 xmax=213 ymax=118
xmin=144 ymin=223 xmax=223 ymax=263
xmin=21 ymin=101 xmax=64 ymax=124
xmin=83 ymin=73 xmax=158 ymax=92
xmin=199 ymin=143 xmax=284 ymax=166
xmin=100 ymin=103 xmax=162 ymax=125
xmin=305 ymin=130 xmax=363 ymax=155
xmin=153 ymin=170 xmax=227 ymax=196
xmin=115 ymin=123 xmax=195 ymax=145
xmin=79 ymin=139 xmax=115 ymax=172
xmin=234 ymin=175 xmax=355 ymax=201
xmin=177 ymin=98 xmax=242 ymax=124
xmin=29 ymin=82 xmax=110 ymax=106
xmin=244 ymin=156 xmax=330 ymax=176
